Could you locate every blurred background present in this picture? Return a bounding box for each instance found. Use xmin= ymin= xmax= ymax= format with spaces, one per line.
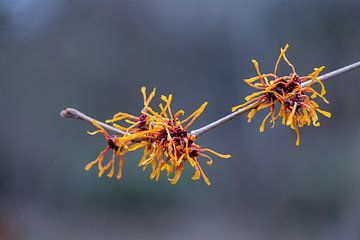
xmin=0 ymin=0 xmax=360 ymax=239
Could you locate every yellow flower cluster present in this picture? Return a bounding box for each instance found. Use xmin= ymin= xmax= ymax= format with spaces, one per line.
xmin=232 ymin=44 xmax=331 ymax=145
xmin=81 ymin=44 xmax=332 ymax=186
xmin=85 ymin=87 xmax=231 ymax=185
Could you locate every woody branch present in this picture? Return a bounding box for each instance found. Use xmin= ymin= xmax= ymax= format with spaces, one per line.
xmin=60 ymin=61 xmax=360 ymax=137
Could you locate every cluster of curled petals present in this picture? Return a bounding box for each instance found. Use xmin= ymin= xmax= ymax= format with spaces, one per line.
xmin=85 ymin=120 xmax=152 ymax=179
xmin=232 ymin=44 xmax=331 ymax=145
xmin=85 ymin=87 xmax=231 ymax=185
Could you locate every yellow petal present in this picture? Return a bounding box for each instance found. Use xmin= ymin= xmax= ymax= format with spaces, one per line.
xmin=116 ymin=155 xmax=125 ymax=179
xmin=247 ymin=109 xmax=257 ymax=123
xmin=316 ymin=108 xmax=331 ymax=118
xmin=84 ymin=160 xmax=97 ymax=171
xmin=286 ymin=103 xmax=297 ymax=126
xmin=294 ymin=126 xmax=301 ymax=146
xmin=183 ymin=102 xmax=208 ymax=129
xmin=201 ymin=148 xmax=231 ymax=159
xmin=274 ymin=44 xmax=289 ymax=75
xmin=260 ymin=112 xmax=272 ymax=132
xmin=245 ymin=91 xmax=266 ymax=101
xmin=191 ymin=168 xmax=201 ymax=181
xmin=87 ymin=130 xmax=103 ymax=135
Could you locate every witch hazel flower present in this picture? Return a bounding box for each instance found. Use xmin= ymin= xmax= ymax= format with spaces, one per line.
xmin=232 ymin=44 xmax=331 ymax=145
xmin=85 ymin=87 xmax=231 ymax=185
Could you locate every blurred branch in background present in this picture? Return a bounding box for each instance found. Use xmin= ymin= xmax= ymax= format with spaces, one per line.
xmin=60 ymin=60 xmax=360 ymax=137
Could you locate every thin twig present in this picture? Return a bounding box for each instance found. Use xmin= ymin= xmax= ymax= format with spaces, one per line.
xmin=60 ymin=61 xmax=360 ymax=138
xmin=190 ymin=60 xmax=360 ymax=137
xmin=303 ymin=61 xmax=360 ymax=86
xmin=60 ymin=108 xmax=126 ymax=135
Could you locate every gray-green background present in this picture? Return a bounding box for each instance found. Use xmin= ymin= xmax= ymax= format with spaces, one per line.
xmin=1 ymin=0 xmax=360 ymax=239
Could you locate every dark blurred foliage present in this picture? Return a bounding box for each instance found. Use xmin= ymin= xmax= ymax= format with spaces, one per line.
xmin=0 ymin=0 xmax=360 ymax=239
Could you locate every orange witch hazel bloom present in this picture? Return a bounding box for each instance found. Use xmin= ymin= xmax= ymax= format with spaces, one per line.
xmin=232 ymin=44 xmax=331 ymax=145
xmin=85 ymin=120 xmax=150 ymax=179
xmin=84 ymin=121 xmax=124 ymax=179
xmin=133 ymin=87 xmax=231 ymax=185
xmin=85 ymin=87 xmax=231 ymax=185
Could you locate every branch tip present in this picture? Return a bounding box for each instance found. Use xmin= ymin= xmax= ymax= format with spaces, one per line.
xmin=60 ymin=108 xmax=80 ymax=119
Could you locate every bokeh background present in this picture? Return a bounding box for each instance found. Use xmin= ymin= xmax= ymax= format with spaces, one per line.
xmin=1 ymin=0 xmax=360 ymax=239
